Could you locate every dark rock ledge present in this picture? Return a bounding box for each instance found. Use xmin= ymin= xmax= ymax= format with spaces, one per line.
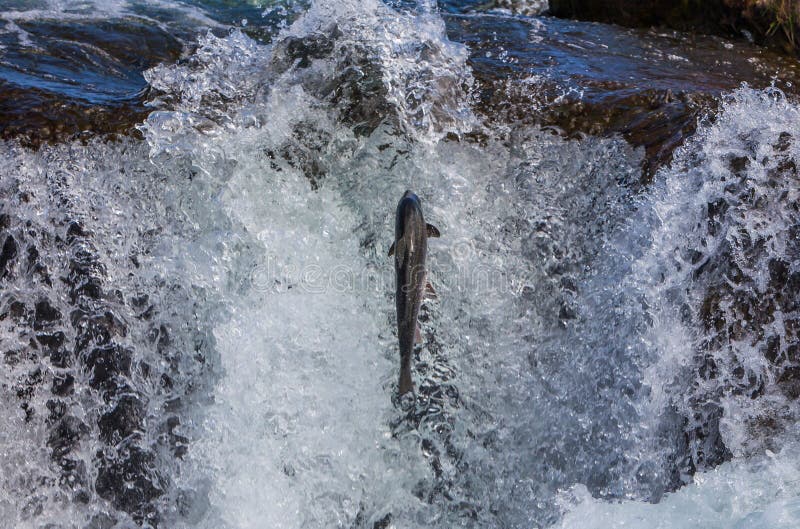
xmin=548 ymin=0 xmax=800 ymax=57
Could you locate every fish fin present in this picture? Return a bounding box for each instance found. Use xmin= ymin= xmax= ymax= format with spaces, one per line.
xmin=415 ymin=324 xmax=423 ymax=344
xmin=427 ymin=223 xmax=441 ymax=238
xmin=425 ymin=281 xmax=438 ymax=299
xmin=388 ymin=240 xmax=396 ymax=257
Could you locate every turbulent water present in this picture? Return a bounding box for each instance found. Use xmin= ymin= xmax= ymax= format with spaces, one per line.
xmin=1 ymin=1 xmax=799 ymax=528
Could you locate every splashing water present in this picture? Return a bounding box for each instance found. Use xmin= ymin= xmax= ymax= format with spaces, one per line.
xmin=0 ymin=1 xmax=799 ymax=528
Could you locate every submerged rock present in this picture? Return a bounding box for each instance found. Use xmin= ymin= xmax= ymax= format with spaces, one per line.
xmin=0 ymin=84 xmax=151 ymax=148
xmin=644 ymin=94 xmax=800 ymax=474
xmin=448 ymin=12 xmax=800 ymax=180
xmin=0 ymin=15 xmax=185 ymax=147
xmin=0 ymin=160 xmax=217 ymax=526
xmin=446 ymin=13 xmax=800 ymax=182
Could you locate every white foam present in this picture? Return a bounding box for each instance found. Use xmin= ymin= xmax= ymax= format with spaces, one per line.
xmin=0 ymin=0 xmax=226 ymax=31
xmin=556 ymin=445 xmax=800 ymax=529
xmin=1 ymin=0 xmax=799 ymax=526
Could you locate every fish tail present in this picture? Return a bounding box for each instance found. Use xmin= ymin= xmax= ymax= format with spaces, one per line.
xmin=398 ymin=332 xmax=415 ymax=395
xmin=399 ymin=364 xmax=413 ymax=395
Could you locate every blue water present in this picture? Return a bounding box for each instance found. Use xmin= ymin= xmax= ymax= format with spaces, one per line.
xmin=0 ymin=0 xmax=793 ymax=110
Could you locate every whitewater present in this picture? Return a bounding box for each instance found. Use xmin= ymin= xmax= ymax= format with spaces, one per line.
xmin=0 ymin=1 xmax=798 ymax=528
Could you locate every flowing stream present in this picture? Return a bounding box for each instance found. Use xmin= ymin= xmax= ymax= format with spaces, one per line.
xmin=0 ymin=1 xmax=799 ymax=528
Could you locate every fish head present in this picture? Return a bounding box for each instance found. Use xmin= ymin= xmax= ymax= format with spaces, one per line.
xmin=396 ymin=190 xmax=425 ymax=237
xmin=402 ymin=189 xmax=419 ymax=201
xmin=398 ymin=190 xmax=422 ymax=213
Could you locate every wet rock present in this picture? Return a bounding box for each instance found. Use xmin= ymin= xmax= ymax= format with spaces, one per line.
xmin=29 ymin=259 xmax=52 ymax=286
xmin=50 ymin=351 xmax=72 ymax=370
xmin=15 ymin=367 xmax=43 ymax=404
xmin=451 ymin=12 xmax=800 ymax=181
xmin=0 ymin=16 xmax=186 ymax=147
xmin=34 ymin=299 xmax=61 ymax=330
xmin=278 ymin=125 xmax=333 ymax=189
xmin=547 ymin=0 xmax=800 ymax=57
xmin=329 ymin=49 xmax=391 ymax=137
xmin=99 ymin=396 xmax=146 ymax=444
xmin=96 ymin=445 xmax=164 ymax=525
xmin=0 ymin=234 xmax=17 ymax=278
xmin=87 ymin=513 xmax=117 ymax=529
xmin=0 ymin=82 xmax=152 ymax=148
xmin=549 ymin=0 xmax=734 ymax=33
xmin=83 ymin=344 xmax=133 ymax=393
xmin=2 ymin=299 xmax=29 ymax=323
xmin=37 ymin=331 xmax=67 ymax=358
xmin=65 ymin=221 xmax=90 ymax=243
xmin=681 ymin=129 xmax=800 ymax=466
xmin=271 ymin=27 xmax=340 ymax=71
xmin=3 ymin=349 xmax=22 ymax=366
xmin=72 ymin=310 xmax=127 ymax=354
xmin=67 ymin=261 xmax=105 ymax=303
xmin=47 ymin=415 xmax=89 ymax=460
xmin=683 ymin=403 xmax=732 ymax=471
xmin=57 ymin=457 xmax=89 ymax=497
xmin=46 ymin=399 xmax=68 ymax=423
xmin=0 ymin=183 xmax=216 ymax=527
xmin=51 ymin=373 xmax=75 ymax=397
xmin=373 ymin=513 xmax=392 ymax=529
xmin=159 ymin=415 xmax=190 ymax=459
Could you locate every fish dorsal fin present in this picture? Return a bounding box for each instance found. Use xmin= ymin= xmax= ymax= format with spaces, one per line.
xmin=415 ymin=324 xmax=423 ymax=344
xmin=388 ymin=240 xmax=396 ymax=257
xmin=427 ymin=223 xmax=440 ymax=238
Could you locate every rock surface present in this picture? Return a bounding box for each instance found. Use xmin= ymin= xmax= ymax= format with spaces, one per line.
xmin=548 ymin=0 xmax=800 ymax=56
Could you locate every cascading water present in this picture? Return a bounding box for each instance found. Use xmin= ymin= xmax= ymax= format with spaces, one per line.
xmin=0 ymin=1 xmax=798 ymax=528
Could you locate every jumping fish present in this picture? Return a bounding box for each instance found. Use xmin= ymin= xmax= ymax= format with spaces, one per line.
xmin=388 ymin=190 xmax=440 ymax=395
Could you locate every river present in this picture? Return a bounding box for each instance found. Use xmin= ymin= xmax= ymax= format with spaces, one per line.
xmin=0 ymin=1 xmax=798 ymax=528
